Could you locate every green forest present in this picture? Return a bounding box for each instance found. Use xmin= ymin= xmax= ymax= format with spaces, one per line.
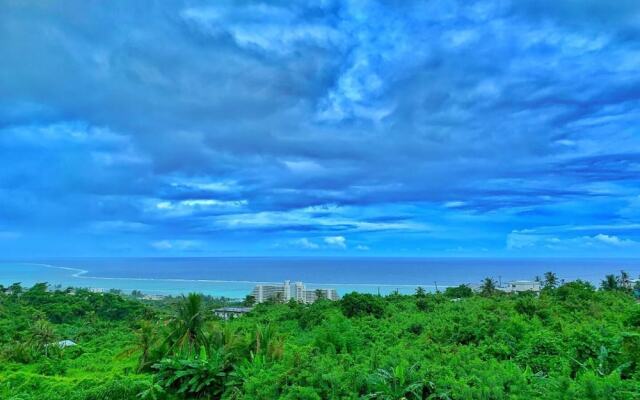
xmin=1 ymin=273 xmax=640 ymax=399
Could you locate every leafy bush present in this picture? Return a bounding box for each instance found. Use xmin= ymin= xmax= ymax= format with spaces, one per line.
xmin=443 ymin=284 xmax=474 ymax=298
xmin=35 ymin=359 xmax=67 ymax=376
xmin=152 ymin=347 xmax=227 ymax=398
xmin=3 ymin=280 xmax=640 ymax=399
xmin=340 ymin=293 xmax=385 ymax=318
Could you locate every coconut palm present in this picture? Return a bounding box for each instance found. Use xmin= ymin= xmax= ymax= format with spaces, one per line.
xmin=601 ymin=275 xmax=618 ymax=291
xmin=618 ymin=270 xmax=631 ymax=290
xmin=480 ymin=278 xmax=497 ymax=296
xmin=167 ymin=293 xmax=207 ymax=356
xmin=136 ymin=321 xmax=158 ymax=371
xmin=8 ymin=282 xmax=23 ymax=296
xmin=206 ymin=322 xmax=248 ymax=362
xmin=252 ymin=323 xmax=284 ymax=360
xmin=30 ymin=319 xmax=56 ymax=356
xmin=242 ymin=295 xmax=256 ymax=307
xmin=118 ymin=320 xmax=162 ymax=372
xmin=543 ymin=272 xmax=558 ymax=290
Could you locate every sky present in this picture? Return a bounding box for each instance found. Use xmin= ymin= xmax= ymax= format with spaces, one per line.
xmin=1 ymin=0 xmax=640 ymax=258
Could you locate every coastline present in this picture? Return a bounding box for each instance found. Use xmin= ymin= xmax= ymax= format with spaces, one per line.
xmin=1 ymin=258 xmax=638 ymax=299
xmin=0 ymin=262 xmax=443 ymax=299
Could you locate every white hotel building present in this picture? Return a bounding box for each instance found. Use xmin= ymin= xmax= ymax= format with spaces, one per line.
xmin=251 ymin=280 xmax=339 ymax=304
xmin=498 ymin=280 xmax=542 ymax=293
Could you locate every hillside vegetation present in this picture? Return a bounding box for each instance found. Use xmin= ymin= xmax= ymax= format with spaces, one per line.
xmin=1 ymin=273 xmax=639 ymax=399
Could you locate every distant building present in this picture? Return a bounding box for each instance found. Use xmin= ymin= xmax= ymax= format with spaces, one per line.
xmin=251 ymin=281 xmax=339 ymax=304
xmin=304 ymin=288 xmax=339 ymax=303
xmin=499 ymin=280 xmax=541 ymax=293
xmin=142 ymin=294 xmax=165 ymax=301
xmin=213 ymin=307 xmax=253 ymax=320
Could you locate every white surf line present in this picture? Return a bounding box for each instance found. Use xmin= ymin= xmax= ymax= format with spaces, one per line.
xmin=9 ymin=263 xmax=287 ymax=285
xmin=13 ymin=263 xmax=89 ymax=278
xmin=8 ymin=263 xmax=450 ymax=288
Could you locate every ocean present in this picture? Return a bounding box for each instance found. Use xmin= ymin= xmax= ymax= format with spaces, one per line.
xmin=0 ymin=257 xmax=638 ymax=299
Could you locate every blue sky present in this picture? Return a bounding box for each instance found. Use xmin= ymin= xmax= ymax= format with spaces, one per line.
xmin=1 ymin=0 xmax=640 ymax=257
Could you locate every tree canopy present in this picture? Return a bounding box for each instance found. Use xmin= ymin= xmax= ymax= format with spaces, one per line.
xmin=1 ymin=273 xmax=640 ymax=399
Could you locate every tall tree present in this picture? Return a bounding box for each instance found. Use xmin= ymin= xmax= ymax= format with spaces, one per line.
xmin=8 ymin=282 xmax=23 ymax=296
xmin=543 ymin=272 xmax=558 ymax=290
xmin=480 ymin=278 xmax=497 ymax=296
xmin=168 ymin=293 xmax=206 ymax=355
xmin=30 ymin=319 xmax=56 ymax=356
xmin=136 ymin=321 xmax=157 ymax=371
xmin=601 ymin=275 xmax=619 ymax=291
xmin=618 ymin=270 xmax=631 ymax=290
xmin=242 ymin=295 xmax=256 ymax=307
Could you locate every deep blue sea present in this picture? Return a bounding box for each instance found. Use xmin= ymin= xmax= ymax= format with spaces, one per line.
xmin=0 ymin=257 xmax=638 ymax=299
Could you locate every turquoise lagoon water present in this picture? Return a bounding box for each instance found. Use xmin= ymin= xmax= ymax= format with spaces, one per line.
xmin=0 ymin=258 xmax=638 ymax=300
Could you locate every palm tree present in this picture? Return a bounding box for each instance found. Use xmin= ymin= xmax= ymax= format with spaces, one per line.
xmin=8 ymin=282 xmax=22 ymax=296
xmin=167 ymin=293 xmax=206 ymax=355
xmin=415 ymin=287 xmax=426 ymax=298
xmin=252 ymin=324 xmax=283 ymax=360
xmin=30 ymin=319 xmax=56 ymax=356
xmin=543 ymin=272 xmax=558 ymax=290
xmin=618 ymin=270 xmax=631 ymax=290
xmin=480 ymin=278 xmax=497 ymax=296
xmin=136 ymin=321 xmax=157 ymax=371
xmin=601 ymin=275 xmax=618 ymax=291
xmin=212 ymin=323 xmax=246 ymax=358
xmin=118 ymin=320 xmax=162 ymax=372
xmin=242 ymin=295 xmax=256 ymax=307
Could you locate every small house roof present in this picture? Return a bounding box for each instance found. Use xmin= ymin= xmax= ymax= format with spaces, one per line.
xmin=214 ymin=307 xmax=253 ymax=313
xmin=57 ymin=339 xmax=77 ymax=348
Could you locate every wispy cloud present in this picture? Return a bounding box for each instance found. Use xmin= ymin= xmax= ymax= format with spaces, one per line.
xmin=324 ymin=236 xmax=347 ymax=249
xmin=507 ymin=228 xmax=640 ymax=254
xmin=1 ymin=0 xmax=640 ymax=256
xmin=291 ymin=238 xmax=320 ymax=250
xmin=151 ymin=240 xmax=203 ymax=251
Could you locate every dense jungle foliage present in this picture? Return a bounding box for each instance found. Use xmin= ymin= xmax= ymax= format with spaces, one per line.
xmin=1 ymin=272 xmax=640 ymax=399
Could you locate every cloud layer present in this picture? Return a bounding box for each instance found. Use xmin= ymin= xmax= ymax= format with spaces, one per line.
xmin=1 ymin=0 xmax=640 ymax=256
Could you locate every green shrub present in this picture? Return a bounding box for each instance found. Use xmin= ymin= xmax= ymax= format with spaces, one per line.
xmin=340 ymin=293 xmax=385 ymax=318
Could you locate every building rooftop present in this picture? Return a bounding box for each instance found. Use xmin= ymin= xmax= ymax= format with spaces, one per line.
xmin=57 ymin=339 xmax=77 ymax=348
xmin=214 ymin=307 xmax=253 ymax=313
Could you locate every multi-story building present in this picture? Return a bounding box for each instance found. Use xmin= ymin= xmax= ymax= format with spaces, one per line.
xmin=251 ymin=281 xmax=339 ymax=304
xmin=499 ymin=280 xmax=541 ymax=293
xmin=303 ymin=288 xmax=339 ymax=303
xmin=252 ymin=283 xmax=285 ymax=303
